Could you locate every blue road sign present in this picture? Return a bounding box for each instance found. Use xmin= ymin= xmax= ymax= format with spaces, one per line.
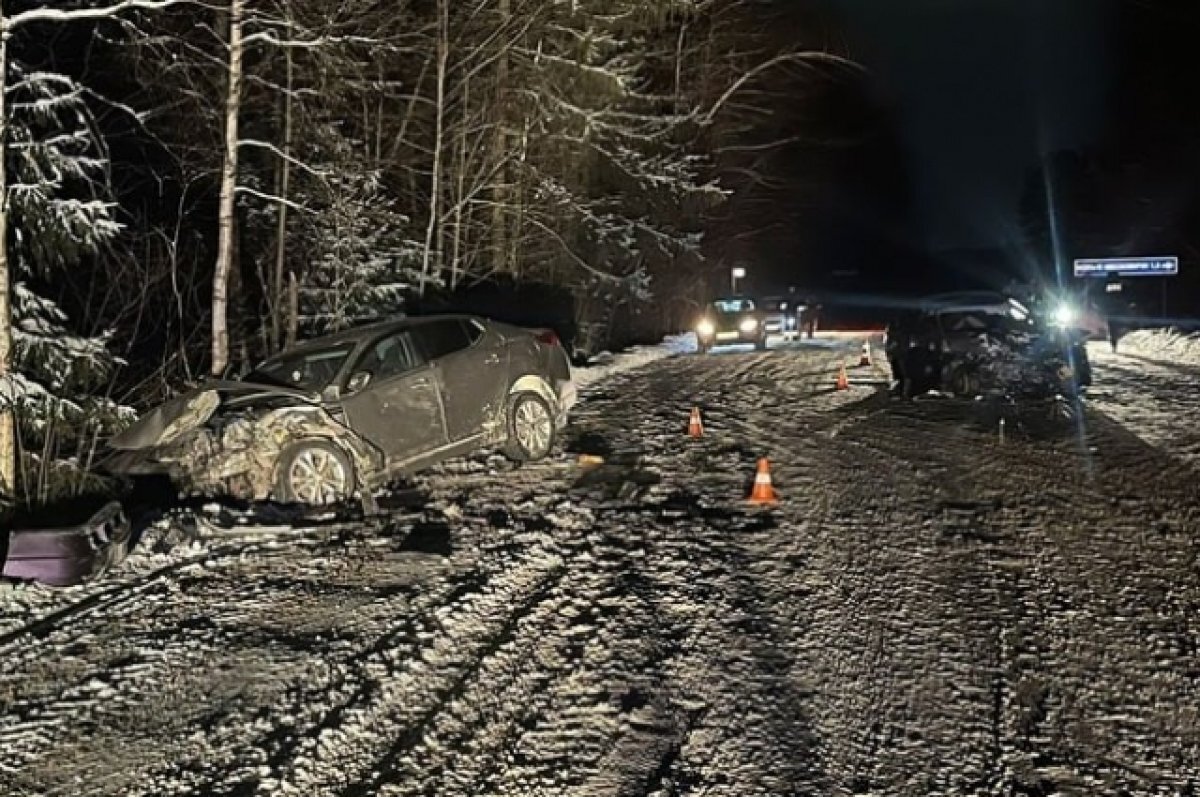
xmin=1073 ymin=256 xmax=1178 ymax=278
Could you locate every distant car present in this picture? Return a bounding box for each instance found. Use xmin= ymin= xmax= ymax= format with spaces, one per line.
xmin=885 ymin=291 xmax=1092 ymax=400
xmin=759 ymin=296 xmax=804 ymax=340
xmin=103 ymin=315 xmax=576 ymax=506
xmin=695 ymin=297 xmax=768 ymax=353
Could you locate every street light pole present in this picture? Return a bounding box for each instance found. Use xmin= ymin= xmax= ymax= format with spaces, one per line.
xmin=731 ymin=266 xmax=746 ymax=295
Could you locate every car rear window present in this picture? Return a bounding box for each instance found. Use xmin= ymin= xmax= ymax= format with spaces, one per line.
xmin=414 ymin=319 xmax=475 ymax=361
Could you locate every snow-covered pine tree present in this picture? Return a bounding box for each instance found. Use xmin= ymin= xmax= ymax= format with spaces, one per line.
xmin=288 ymin=127 xmax=424 ymax=335
xmin=0 ymin=66 xmax=133 ymax=506
xmin=494 ymin=0 xmax=721 ymax=346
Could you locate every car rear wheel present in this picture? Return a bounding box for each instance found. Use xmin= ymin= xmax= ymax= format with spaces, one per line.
xmin=505 ymin=392 xmax=556 ymax=462
xmin=275 ymin=440 xmax=356 ymax=505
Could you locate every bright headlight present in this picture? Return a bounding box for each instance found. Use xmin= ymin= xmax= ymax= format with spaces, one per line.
xmin=740 ymin=317 xmax=759 ymax=332
xmin=1051 ymin=302 xmax=1078 ymax=328
xmin=696 ymin=320 xmax=715 ymax=337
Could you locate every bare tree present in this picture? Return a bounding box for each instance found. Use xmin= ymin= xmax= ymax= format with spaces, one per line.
xmin=270 ymin=12 xmax=295 ymax=351
xmin=211 ymin=0 xmax=245 ymax=377
xmin=419 ymin=0 xmax=449 ymax=293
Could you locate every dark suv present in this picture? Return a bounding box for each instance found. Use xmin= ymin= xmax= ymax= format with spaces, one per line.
xmin=885 ymin=292 xmax=1092 ymax=400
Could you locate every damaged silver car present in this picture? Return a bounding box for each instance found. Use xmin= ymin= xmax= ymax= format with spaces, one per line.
xmin=102 ymin=315 xmax=576 ymax=506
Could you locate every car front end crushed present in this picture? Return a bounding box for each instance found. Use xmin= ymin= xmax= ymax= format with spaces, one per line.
xmin=940 ymin=329 xmax=1092 ymax=401
xmin=102 ymin=386 xmax=385 ymax=502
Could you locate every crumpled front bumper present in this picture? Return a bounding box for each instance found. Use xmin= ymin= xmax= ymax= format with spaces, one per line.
xmin=101 ymin=447 xmax=172 ymax=476
xmin=103 ymin=407 xmax=386 ymax=503
xmin=3 ymin=501 xmax=131 ymax=586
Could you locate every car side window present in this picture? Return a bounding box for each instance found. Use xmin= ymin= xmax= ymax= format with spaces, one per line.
xmin=355 ymin=331 xmax=422 ymax=381
xmin=463 ymin=318 xmax=484 ymax=345
xmin=414 ymin=319 xmax=475 ymax=361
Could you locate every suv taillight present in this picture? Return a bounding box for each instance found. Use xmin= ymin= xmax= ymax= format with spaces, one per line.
xmin=536 ymin=329 xmax=561 ymax=347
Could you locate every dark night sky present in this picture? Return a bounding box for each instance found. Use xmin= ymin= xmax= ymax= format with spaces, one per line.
xmin=815 ymin=0 xmax=1119 ymax=252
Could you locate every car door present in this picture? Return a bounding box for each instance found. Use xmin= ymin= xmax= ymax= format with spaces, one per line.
xmin=340 ymin=329 xmax=447 ymax=463
xmin=413 ymin=318 xmax=510 ymax=443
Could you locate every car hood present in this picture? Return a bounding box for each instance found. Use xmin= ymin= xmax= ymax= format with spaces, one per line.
xmin=109 ymin=380 xmax=318 ymax=451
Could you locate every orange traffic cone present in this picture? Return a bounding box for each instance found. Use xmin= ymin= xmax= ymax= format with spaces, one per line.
xmin=858 ymin=340 xmax=872 ymax=368
xmin=747 ymin=458 xmax=778 ymax=505
xmin=688 ymin=407 xmax=704 ymax=438
xmin=835 ymin=363 xmax=850 ymax=391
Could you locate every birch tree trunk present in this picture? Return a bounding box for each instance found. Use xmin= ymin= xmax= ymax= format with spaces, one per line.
xmin=212 ymin=0 xmax=245 ymax=376
xmin=450 ymin=74 xmax=469 ymax=290
xmin=270 ymin=13 xmax=294 ymax=352
xmin=490 ymin=0 xmax=511 ymax=275
xmin=420 ymin=0 xmax=448 ymax=295
xmin=0 ymin=21 xmax=13 ymax=495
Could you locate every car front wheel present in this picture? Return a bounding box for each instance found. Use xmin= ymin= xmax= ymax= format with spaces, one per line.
xmin=505 ymin=392 xmax=556 ymax=462
xmin=275 ymin=440 xmax=356 ymax=505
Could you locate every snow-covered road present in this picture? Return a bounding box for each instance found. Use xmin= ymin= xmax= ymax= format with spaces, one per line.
xmin=1088 ymin=340 xmax=1200 ymax=467
xmin=3 ymin=339 xmax=1199 ymax=796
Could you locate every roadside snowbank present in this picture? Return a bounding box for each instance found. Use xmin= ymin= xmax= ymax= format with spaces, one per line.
xmin=573 ymin=333 xmax=695 ymax=390
xmin=1117 ymin=328 xmax=1200 ymax=367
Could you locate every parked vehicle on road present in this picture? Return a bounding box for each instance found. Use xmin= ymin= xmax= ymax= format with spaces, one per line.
xmin=102 ymin=315 xmax=575 ymax=507
xmin=759 ymin=296 xmax=804 ymax=340
xmin=695 ymin=297 xmax=768 ymax=353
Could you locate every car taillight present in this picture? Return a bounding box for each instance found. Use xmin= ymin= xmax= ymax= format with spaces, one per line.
xmin=536 ymin=329 xmax=561 ymax=347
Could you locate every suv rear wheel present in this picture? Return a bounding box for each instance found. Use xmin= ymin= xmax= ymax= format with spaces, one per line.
xmin=948 ymin=365 xmax=981 ymax=399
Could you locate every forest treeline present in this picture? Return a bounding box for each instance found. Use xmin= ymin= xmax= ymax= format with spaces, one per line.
xmin=0 ymin=0 xmax=857 ymax=508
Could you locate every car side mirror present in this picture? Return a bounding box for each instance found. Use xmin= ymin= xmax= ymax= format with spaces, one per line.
xmin=346 ymin=371 xmax=373 ymax=394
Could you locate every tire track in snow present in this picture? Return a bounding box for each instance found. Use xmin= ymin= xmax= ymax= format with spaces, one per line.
xmin=3 ymin=342 xmax=1198 ymax=796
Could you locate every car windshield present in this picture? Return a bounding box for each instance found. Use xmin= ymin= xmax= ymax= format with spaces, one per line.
xmin=244 ymin=344 xmax=355 ymax=391
xmin=939 ymin=310 xmax=1023 ymax=336
xmin=712 ymin=298 xmax=756 ymax=314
